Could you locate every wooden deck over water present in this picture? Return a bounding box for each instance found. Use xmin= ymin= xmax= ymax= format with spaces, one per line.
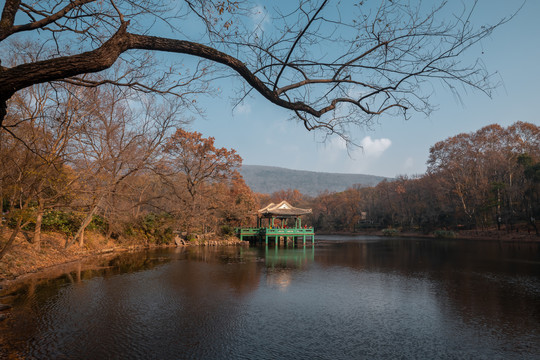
xmin=236 ymin=227 xmax=315 ymax=244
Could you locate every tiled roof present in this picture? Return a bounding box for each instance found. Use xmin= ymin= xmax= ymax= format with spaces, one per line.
xmin=258 ymin=200 xmax=312 ymax=217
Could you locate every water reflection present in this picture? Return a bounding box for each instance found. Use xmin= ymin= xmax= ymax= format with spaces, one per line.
xmin=0 ymin=238 xmax=539 ymax=359
xmin=263 ymin=244 xmax=315 ymax=269
xmin=316 ymin=237 xmax=540 ymax=349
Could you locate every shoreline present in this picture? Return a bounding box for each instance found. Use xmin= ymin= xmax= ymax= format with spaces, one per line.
xmin=2 ymin=228 xmax=538 ymax=289
xmin=316 ymin=229 xmax=540 ymax=242
xmin=0 ymin=230 xmax=247 ymax=288
xmin=0 ymin=235 xmax=248 ymax=322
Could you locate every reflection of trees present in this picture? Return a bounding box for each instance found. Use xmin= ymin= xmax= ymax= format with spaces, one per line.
xmin=0 ymin=250 xmax=172 ymax=357
xmin=2 ymin=242 xmax=538 ymax=357
xmin=315 ymin=239 xmax=540 ymax=340
xmin=0 ymin=247 xmax=266 ymax=358
xmin=105 ymin=250 xmax=171 ymax=274
xmin=175 ymin=246 xmax=262 ymax=295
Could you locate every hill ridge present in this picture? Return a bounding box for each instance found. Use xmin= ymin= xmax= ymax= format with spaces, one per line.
xmin=240 ymin=165 xmax=389 ymax=196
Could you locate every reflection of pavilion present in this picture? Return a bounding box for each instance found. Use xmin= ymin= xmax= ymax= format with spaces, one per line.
xmin=236 ymin=201 xmax=315 ymax=245
xmin=264 ymin=245 xmax=315 ymax=270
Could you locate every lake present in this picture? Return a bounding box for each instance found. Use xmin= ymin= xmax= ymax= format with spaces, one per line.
xmin=1 ymin=236 xmax=539 ymax=359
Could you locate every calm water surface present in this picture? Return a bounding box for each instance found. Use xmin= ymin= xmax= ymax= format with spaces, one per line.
xmin=1 ymin=236 xmax=539 ymax=359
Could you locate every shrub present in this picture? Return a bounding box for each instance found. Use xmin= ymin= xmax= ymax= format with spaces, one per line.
xmin=133 ymin=213 xmax=174 ymax=244
xmin=381 ymin=228 xmax=400 ymax=236
xmin=220 ymin=224 xmax=235 ymax=236
xmin=434 ymin=230 xmax=456 ymax=238
xmin=87 ymin=214 xmax=107 ymax=233
xmin=42 ymin=210 xmax=80 ymax=237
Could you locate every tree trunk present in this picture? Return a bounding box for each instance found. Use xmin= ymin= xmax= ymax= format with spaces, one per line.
xmin=0 ymin=218 xmax=22 ymax=261
xmin=33 ymin=197 xmax=44 ymax=250
xmin=78 ymin=228 xmax=85 ymax=247
xmin=106 ymin=225 xmax=113 ymax=241
xmin=66 ymin=203 xmax=98 ymax=248
xmin=76 ymin=208 xmax=95 ymax=248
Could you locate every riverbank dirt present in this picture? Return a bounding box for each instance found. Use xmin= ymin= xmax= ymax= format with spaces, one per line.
xmin=0 ymin=229 xmax=246 ymax=285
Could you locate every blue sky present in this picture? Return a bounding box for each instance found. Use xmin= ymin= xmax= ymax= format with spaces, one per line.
xmin=183 ymin=0 xmax=539 ymax=178
xmin=3 ymin=1 xmax=537 ymax=178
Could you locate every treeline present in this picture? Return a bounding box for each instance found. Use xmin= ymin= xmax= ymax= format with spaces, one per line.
xmin=1 ymin=80 xmax=538 ymax=262
xmin=269 ymin=123 xmax=540 ymax=235
xmin=0 ymin=82 xmax=258 ymax=259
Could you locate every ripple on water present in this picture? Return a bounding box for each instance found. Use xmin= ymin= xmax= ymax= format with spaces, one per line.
xmin=1 ymin=241 xmax=539 ymax=359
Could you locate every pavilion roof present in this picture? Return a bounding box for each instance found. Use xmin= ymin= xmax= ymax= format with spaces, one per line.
xmin=258 ymin=201 xmax=312 ymax=217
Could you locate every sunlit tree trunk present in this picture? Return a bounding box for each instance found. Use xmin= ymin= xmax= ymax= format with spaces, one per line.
xmin=33 ymin=196 xmax=44 ymax=251
xmin=66 ymin=199 xmax=100 ymax=248
xmin=0 ymin=217 xmax=22 ymax=261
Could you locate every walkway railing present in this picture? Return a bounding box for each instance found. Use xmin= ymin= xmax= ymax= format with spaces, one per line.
xmin=236 ymin=227 xmax=315 ymax=244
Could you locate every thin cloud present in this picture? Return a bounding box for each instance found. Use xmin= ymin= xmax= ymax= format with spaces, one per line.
xmin=360 ymin=136 xmax=392 ymax=158
xmin=328 ymin=136 xmax=347 ymax=151
xmin=403 ymin=157 xmax=414 ymax=171
xmin=233 ymin=102 xmax=251 ymax=115
xmin=250 ymin=5 xmax=270 ymax=38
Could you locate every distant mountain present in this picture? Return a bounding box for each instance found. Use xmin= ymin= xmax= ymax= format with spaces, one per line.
xmin=240 ymin=165 xmax=390 ymax=196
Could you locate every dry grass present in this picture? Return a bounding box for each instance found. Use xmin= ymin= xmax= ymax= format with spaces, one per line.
xmin=0 ymin=229 xmax=117 ymax=280
xmin=0 ymin=230 xmax=247 ymax=282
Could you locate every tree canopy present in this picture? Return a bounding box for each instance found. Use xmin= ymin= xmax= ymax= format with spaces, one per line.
xmin=0 ymin=0 xmax=515 ymax=140
xmin=303 ymin=122 xmax=540 ymax=234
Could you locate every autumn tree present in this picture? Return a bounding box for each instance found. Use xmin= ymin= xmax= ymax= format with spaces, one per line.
xmin=428 ymin=127 xmax=493 ymax=227
xmin=65 ymin=84 xmax=181 ymax=247
xmin=270 ymin=189 xmax=306 ymax=207
xmin=162 ymin=128 xmax=242 ymax=235
xmin=0 ymin=124 xmax=43 ymax=258
xmin=427 ymin=122 xmax=540 ymax=230
xmin=188 ymin=173 xmax=257 ymax=235
xmin=0 ymin=45 xmax=89 ymax=251
xmin=309 ymin=190 xmax=340 ymax=231
xmin=0 ymin=81 xmax=83 ymax=255
xmin=0 ymin=0 xmax=516 ymax=141
xmin=219 ymin=173 xmax=258 ymax=228
xmin=304 ymin=122 xmax=539 ymax=234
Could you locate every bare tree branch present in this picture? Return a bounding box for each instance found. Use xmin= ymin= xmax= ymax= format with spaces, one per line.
xmin=0 ymin=0 xmax=519 ymax=141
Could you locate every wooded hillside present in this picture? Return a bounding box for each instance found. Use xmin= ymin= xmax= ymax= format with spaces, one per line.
xmin=299 ymin=122 xmax=540 ymax=235
xmin=240 ymin=165 xmax=389 ymax=196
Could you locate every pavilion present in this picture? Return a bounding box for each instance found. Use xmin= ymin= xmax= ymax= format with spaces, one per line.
xmin=236 ymin=201 xmax=315 ymax=245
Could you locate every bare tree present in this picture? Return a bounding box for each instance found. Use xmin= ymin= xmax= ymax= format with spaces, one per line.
xmin=0 ymin=81 xmax=82 ymax=252
xmin=0 ymin=0 xmax=517 ymax=141
xmin=427 ymin=122 xmax=540 ymax=230
xmin=66 ymin=84 xmax=181 ymax=247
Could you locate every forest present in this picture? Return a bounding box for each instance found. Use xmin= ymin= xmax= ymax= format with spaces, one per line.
xmin=0 ymin=1 xmax=536 ymax=264
xmin=2 ymin=86 xmax=539 ymax=263
xmin=291 ymin=122 xmax=539 ymax=236
xmin=0 ymin=82 xmax=258 ymax=260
